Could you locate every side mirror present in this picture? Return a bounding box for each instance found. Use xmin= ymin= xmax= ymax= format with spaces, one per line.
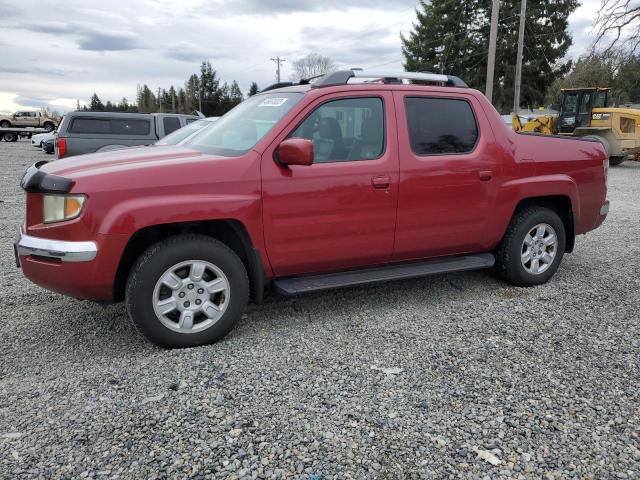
xmin=276 ymin=138 xmax=314 ymax=166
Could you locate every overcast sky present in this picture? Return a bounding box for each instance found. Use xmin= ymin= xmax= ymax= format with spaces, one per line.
xmin=0 ymin=0 xmax=603 ymax=114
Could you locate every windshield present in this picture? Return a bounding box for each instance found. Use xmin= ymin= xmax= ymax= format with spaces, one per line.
xmin=181 ymin=92 xmax=304 ymax=156
xmin=156 ymin=119 xmax=211 ymax=145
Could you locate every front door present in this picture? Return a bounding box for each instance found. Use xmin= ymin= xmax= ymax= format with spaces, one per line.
xmin=262 ymin=92 xmax=399 ymax=277
xmin=391 ymin=91 xmax=500 ymax=261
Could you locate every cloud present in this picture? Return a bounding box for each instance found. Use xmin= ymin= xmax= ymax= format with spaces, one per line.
xmin=77 ymin=32 xmax=143 ymax=51
xmin=210 ymin=0 xmax=419 ymax=15
xmin=165 ymin=42 xmax=213 ymax=62
xmin=19 ymin=21 xmax=144 ymax=51
xmin=297 ymin=25 xmax=401 ymax=66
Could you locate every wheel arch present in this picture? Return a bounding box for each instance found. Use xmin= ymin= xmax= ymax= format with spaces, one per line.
xmin=511 ymin=195 xmax=575 ymax=253
xmin=113 ymin=219 xmax=265 ymax=304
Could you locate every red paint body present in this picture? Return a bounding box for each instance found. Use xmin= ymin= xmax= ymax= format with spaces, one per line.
xmin=19 ymin=84 xmax=609 ymax=300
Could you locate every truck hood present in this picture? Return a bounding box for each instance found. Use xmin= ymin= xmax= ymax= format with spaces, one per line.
xmin=40 ymin=145 xmax=208 ymax=179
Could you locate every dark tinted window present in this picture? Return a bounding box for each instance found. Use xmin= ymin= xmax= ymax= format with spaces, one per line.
xmin=70 ymin=117 xmax=150 ymax=135
xmin=405 ymin=97 xmax=478 ymax=155
xmin=290 ymin=97 xmax=384 ymax=162
xmin=111 ymin=119 xmax=150 ymax=135
xmin=163 ymin=116 xmax=182 ymax=135
xmin=70 ymin=118 xmax=110 ymax=134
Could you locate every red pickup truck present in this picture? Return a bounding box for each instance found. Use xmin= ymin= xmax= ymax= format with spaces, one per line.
xmin=16 ymin=70 xmax=609 ymax=348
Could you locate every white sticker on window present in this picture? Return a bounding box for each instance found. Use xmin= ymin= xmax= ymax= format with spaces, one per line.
xmin=259 ymin=98 xmax=288 ymax=107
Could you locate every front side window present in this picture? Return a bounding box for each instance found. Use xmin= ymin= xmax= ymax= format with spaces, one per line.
xmin=163 ymin=116 xmax=182 ymax=135
xmin=579 ymin=93 xmax=591 ymax=114
xmin=157 ymin=119 xmax=209 ymax=145
xmin=405 ymin=97 xmax=478 ymax=155
xmin=289 ymin=97 xmax=384 ymax=163
xmin=563 ymin=93 xmax=578 ymax=114
xmin=182 ymin=92 xmax=303 ymax=157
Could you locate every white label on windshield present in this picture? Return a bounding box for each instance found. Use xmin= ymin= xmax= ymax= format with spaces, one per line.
xmin=259 ymin=98 xmax=288 ymax=107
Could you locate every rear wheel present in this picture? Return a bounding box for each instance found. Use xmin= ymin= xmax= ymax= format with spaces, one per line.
xmin=496 ymin=206 xmax=566 ymax=287
xmin=0 ymin=120 xmax=10 ymax=128
xmin=126 ymin=235 xmax=249 ymax=348
xmin=43 ymin=122 xmax=55 ymax=132
xmin=3 ymin=132 xmax=18 ymax=142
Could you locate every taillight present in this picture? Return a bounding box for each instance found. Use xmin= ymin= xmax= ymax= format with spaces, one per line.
xmin=56 ymin=138 xmax=67 ymax=158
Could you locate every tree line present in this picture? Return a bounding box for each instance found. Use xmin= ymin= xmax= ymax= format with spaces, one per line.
xmin=403 ymin=0 xmax=640 ymax=112
xmin=80 ymin=61 xmax=261 ymax=116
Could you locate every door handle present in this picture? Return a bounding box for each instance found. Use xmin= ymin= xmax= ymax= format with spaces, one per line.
xmin=478 ymin=170 xmax=493 ymax=181
xmin=371 ymin=175 xmax=390 ymax=189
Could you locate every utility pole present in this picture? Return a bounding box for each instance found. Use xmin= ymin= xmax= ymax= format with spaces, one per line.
xmin=157 ymin=87 xmax=162 ymax=113
xmin=485 ymin=0 xmax=500 ymax=102
xmin=199 ymin=85 xmax=203 ymax=113
xmin=270 ymin=56 xmax=286 ymax=83
xmin=171 ymin=91 xmax=176 ymax=113
xmin=513 ymin=0 xmax=527 ymax=114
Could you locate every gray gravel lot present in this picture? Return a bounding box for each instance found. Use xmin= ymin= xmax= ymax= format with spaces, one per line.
xmin=0 ymin=139 xmax=638 ymax=479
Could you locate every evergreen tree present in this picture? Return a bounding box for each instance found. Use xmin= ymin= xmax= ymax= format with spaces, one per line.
xmin=105 ymin=100 xmax=114 ymax=112
xmin=177 ymin=88 xmax=187 ymax=113
xmin=229 ymin=81 xmax=244 ymax=104
xmin=137 ymin=85 xmax=156 ymax=113
xmin=248 ymin=82 xmax=259 ymax=96
xmin=168 ymin=86 xmax=177 ymax=112
xmin=89 ymin=93 xmax=105 ymax=111
xmin=76 ymin=99 xmax=81 ymax=111
xmin=199 ymin=61 xmax=220 ymax=116
xmin=185 ymin=75 xmax=200 ymax=113
xmin=402 ymin=0 xmax=578 ymax=113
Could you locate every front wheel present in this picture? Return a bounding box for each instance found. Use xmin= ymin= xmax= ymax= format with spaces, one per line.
xmin=126 ymin=235 xmax=249 ymax=348
xmin=43 ymin=122 xmax=55 ymax=132
xmin=495 ymin=206 xmax=566 ymax=287
xmin=609 ymin=156 xmax=626 ymax=166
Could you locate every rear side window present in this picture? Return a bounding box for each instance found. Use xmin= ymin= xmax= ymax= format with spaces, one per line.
xmin=163 ymin=117 xmax=182 ymax=135
xmin=70 ymin=118 xmax=150 ymax=135
xmin=405 ymin=97 xmax=478 ymax=155
xmin=70 ymin=118 xmax=110 ymax=134
xmin=620 ymin=117 xmax=635 ymax=134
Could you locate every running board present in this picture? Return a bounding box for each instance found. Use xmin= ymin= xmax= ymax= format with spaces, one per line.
xmin=273 ymin=253 xmax=495 ymax=296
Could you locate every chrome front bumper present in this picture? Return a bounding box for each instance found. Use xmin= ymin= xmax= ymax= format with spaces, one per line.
xmin=15 ymin=229 xmax=97 ymax=263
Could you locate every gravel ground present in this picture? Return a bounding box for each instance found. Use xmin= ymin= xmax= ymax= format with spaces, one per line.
xmin=0 ymin=139 xmax=638 ymax=479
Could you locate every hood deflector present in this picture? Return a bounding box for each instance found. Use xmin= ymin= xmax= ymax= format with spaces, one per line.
xmin=20 ymin=161 xmax=74 ymax=194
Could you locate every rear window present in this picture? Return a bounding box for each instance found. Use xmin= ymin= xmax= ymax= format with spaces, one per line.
xmin=163 ymin=117 xmax=182 ymax=135
xmin=69 ymin=117 xmax=151 ymax=135
xmin=405 ymin=97 xmax=478 ymax=155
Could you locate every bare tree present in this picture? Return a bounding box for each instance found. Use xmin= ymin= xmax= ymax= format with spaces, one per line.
xmin=290 ymin=53 xmax=337 ymax=81
xmin=595 ymin=0 xmax=640 ymax=53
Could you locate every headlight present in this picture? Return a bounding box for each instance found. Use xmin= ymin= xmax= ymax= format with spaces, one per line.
xmin=43 ymin=194 xmax=86 ymax=223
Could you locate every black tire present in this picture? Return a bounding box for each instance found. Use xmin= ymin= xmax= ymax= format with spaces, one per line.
xmin=0 ymin=120 xmax=10 ymax=128
xmin=43 ymin=122 xmax=55 ymax=132
xmin=609 ymin=156 xmax=626 ymax=166
xmin=3 ymin=132 xmax=18 ymax=142
xmin=495 ymin=206 xmax=566 ymax=287
xmin=125 ymin=234 xmax=249 ymax=348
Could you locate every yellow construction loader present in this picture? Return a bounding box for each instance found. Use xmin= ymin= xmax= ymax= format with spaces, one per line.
xmin=512 ymin=87 xmax=640 ymax=165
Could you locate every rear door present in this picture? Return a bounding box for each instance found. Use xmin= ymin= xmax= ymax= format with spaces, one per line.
xmin=261 ymin=91 xmax=399 ymax=276
xmin=391 ymin=91 xmax=500 ymax=261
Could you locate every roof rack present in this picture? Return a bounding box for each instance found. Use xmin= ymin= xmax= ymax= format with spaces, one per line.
xmin=312 ymin=70 xmax=468 ymax=88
